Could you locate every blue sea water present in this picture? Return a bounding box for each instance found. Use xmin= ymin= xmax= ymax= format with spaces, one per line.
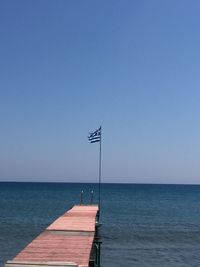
xmin=1 ymin=182 xmax=200 ymax=267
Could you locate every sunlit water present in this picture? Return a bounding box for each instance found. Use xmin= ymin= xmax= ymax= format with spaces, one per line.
xmin=1 ymin=182 xmax=200 ymax=266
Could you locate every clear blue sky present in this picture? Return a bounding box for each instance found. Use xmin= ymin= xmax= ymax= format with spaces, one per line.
xmin=1 ymin=0 xmax=200 ymax=184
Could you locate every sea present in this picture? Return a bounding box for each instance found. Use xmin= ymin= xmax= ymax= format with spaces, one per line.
xmin=1 ymin=182 xmax=200 ymax=267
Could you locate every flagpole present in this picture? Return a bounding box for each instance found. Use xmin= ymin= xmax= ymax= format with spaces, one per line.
xmin=88 ymin=126 xmax=102 ymax=219
xmin=98 ymin=126 xmax=102 ymax=217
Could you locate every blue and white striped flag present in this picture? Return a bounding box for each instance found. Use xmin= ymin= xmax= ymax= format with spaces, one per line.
xmin=88 ymin=127 xmax=101 ymax=143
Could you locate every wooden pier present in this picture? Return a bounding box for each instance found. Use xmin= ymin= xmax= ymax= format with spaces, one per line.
xmin=4 ymin=205 xmax=101 ymax=267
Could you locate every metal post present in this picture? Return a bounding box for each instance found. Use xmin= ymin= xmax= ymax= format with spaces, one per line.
xmin=80 ymin=190 xmax=84 ymax=205
xmin=94 ymin=239 xmax=101 ymax=267
xmin=98 ymin=241 xmax=101 ymax=267
xmin=90 ymin=190 xmax=94 ymax=204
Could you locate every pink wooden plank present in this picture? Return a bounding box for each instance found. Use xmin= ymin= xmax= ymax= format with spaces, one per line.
xmin=47 ymin=205 xmax=98 ymax=232
xmin=10 ymin=205 xmax=98 ymax=267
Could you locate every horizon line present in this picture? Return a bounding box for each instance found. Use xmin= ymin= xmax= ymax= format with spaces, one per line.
xmin=0 ymin=180 xmax=200 ymax=186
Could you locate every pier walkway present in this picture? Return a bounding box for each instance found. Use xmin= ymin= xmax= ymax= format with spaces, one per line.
xmin=4 ymin=205 xmax=100 ymax=267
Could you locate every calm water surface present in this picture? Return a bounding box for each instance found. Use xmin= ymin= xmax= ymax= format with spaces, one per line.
xmin=1 ymin=182 xmax=200 ymax=267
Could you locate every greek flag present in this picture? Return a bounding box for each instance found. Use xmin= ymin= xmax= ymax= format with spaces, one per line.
xmin=88 ymin=127 xmax=101 ymax=143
